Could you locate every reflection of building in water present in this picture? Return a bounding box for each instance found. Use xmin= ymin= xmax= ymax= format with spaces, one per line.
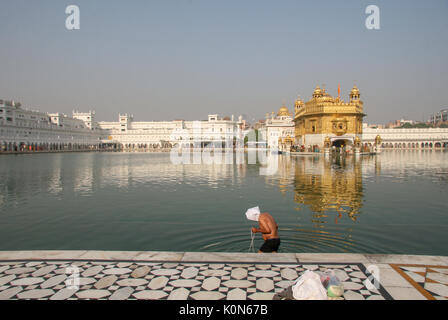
xmin=0 ymin=153 xmax=251 ymax=208
xmin=265 ymin=155 xmax=295 ymax=195
xmin=48 ymin=155 xmax=63 ymax=195
xmin=73 ymin=156 xmax=94 ymax=193
xmin=291 ymin=156 xmax=364 ymax=222
xmin=96 ymin=153 xmax=247 ymax=189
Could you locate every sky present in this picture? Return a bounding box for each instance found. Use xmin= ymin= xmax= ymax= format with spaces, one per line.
xmin=0 ymin=0 xmax=447 ymax=124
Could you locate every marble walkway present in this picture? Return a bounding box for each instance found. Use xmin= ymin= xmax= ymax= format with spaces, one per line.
xmin=0 ymin=251 xmax=447 ymax=300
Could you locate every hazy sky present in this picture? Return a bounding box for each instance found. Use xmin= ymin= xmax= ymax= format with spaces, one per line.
xmin=1 ymin=0 xmax=447 ymax=124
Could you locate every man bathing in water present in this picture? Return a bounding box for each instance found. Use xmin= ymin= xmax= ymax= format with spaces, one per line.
xmin=250 ymin=212 xmax=280 ymax=253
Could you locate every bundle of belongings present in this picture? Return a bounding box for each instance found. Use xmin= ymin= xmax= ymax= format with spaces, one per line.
xmin=273 ymin=269 xmax=344 ymax=300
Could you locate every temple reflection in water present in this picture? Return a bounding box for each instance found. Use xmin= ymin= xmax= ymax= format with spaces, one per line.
xmin=269 ymin=154 xmax=381 ymax=224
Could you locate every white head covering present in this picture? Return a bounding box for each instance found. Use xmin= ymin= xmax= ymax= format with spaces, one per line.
xmin=292 ymin=270 xmax=328 ymax=300
xmin=245 ymin=206 xmax=261 ymax=222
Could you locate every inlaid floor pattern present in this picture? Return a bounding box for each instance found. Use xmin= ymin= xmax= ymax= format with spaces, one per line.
xmin=0 ymin=260 xmax=392 ymax=300
xmin=392 ymin=264 xmax=448 ymax=300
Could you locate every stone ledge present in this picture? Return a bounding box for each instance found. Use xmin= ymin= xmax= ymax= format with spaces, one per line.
xmin=0 ymin=251 xmax=88 ymax=261
xmin=181 ymin=252 xmax=297 ymax=263
xmin=0 ymin=251 xmax=447 ymax=266
xmin=363 ymin=254 xmax=448 ymax=266
xmin=296 ymin=253 xmax=369 ymax=263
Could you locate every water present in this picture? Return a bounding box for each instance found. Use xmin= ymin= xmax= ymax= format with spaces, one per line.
xmin=0 ymin=151 xmax=447 ymax=255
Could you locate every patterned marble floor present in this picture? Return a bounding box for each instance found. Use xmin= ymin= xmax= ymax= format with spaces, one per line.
xmin=391 ymin=264 xmax=448 ymax=300
xmin=0 ymin=260 xmax=392 ymax=300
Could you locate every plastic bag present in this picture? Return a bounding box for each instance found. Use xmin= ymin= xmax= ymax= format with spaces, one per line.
xmin=292 ymin=270 xmax=328 ymax=300
xmin=316 ymin=269 xmax=344 ymax=298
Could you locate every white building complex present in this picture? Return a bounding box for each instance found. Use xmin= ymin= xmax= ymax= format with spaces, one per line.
xmin=0 ymin=97 xmax=245 ymax=152
xmin=1 ymin=96 xmax=447 ymax=153
xmin=362 ymin=125 xmax=448 ymax=149
xmin=265 ymin=105 xmax=295 ymax=151
xmin=0 ymin=99 xmax=105 ymax=152
xmin=98 ymin=114 xmax=244 ymax=150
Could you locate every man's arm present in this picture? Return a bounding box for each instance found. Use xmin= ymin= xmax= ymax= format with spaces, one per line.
xmin=252 ymin=219 xmax=271 ymax=234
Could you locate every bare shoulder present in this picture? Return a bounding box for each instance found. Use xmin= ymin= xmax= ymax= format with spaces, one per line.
xmin=260 ymin=212 xmax=275 ymax=222
xmin=259 ymin=212 xmax=270 ymax=220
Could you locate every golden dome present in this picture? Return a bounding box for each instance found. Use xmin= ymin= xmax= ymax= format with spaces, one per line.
xmin=375 ymin=135 xmax=382 ymax=144
xmin=320 ymin=90 xmax=334 ymax=103
xmin=313 ymin=85 xmax=322 ymax=95
xmin=351 ymin=85 xmax=359 ymax=94
xmin=294 ymin=96 xmax=304 ymax=108
xmin=277 ymin=105 xmax=290 ymax=117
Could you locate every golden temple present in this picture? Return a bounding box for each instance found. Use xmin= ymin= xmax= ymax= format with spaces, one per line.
xmin=294 ymin=85 xmax=365 ymax=148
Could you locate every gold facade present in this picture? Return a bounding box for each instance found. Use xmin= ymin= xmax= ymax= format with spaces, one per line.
xmin=271 ymin=155 xmax=370 ymax=223
xmin=292 ymin=157 xmax=363 ymax=222
xmin=294 ymin=85 xmax=365 ymax=145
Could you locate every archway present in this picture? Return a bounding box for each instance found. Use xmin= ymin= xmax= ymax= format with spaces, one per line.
xmin=332 ymin=139 xmax=348 ymax=148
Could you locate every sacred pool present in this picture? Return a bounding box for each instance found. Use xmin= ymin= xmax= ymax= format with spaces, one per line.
xmin=0 ymin=151 xmax=447 ymax=256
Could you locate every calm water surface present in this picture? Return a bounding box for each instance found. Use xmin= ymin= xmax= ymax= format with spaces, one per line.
xmin=0 ymin=151 xmax=447 ymax=255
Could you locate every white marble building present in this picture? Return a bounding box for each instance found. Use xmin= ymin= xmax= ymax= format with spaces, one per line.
xmin=0 ymin=99 xmax=104 ymax=152
xmin=1 ymin=97 xmax=246 ymax=152
xmin=98 ymin=114 xmax=244 ymax=150
xmin=265 ymin=105 xmax=295 ymax=150
xmin=362 ymin=126 xmax=448 ymax=148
